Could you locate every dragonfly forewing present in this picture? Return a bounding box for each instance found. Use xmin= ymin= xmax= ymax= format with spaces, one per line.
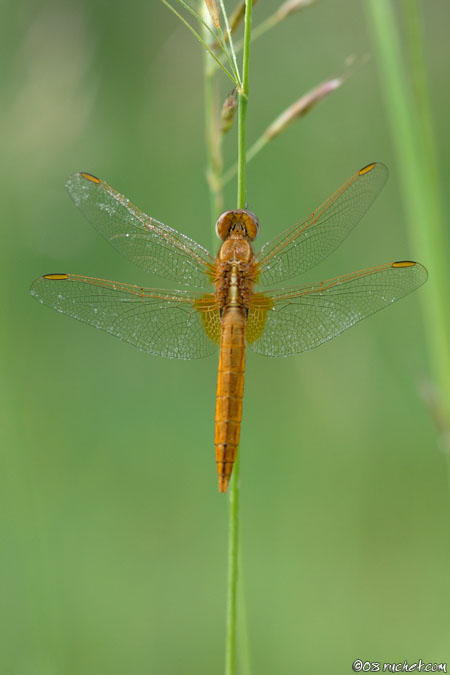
xmin=66 ymin=173 xmax=215 ymax=288
xmin=256 ymin=162 xmax=389 ymax=286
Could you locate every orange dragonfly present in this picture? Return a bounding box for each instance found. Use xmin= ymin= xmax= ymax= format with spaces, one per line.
xmin=30 ymin=163 xmax=427 ymax=492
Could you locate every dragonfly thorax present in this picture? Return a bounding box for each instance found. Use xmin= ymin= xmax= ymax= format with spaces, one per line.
xmin=217 ymin=236 xmax=253 ymax=264
xmin=214 ymin=235 xmax=257 ymax=312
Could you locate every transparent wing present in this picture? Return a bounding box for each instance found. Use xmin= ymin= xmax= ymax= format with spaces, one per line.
xmin=30 ymin=274 xmax=221 ymax=359
xmin=256 ymin=163 xmax=389 ymax=286
xmin=65 ymin=172 xmax=215 ymax=288
xmin=247 ymin=261 xmax=427 ymax=357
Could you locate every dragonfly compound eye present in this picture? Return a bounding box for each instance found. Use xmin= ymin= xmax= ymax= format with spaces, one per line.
xmin=241 ymin=210 xmax=260 ymax=240
xmin=215 ymin=211 xmax=233 ymax=240
xmin=215 ymin=210 xmax=260 ymax=241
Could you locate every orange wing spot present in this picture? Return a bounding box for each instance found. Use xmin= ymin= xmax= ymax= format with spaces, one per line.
xmin=359 ymin=162 xmax=377 ymax=176
xmin=392 ymin=261 xmax=416 ymax=268
xmin=246 ymin=293 xmax=274 ymax=344
xmin=194 ymin=294 xmax=221 ymax=344
xmin=80 ymin=172 xmax=101 ymax=184
xmin=43 ymin=273 xmax=69 ymax=280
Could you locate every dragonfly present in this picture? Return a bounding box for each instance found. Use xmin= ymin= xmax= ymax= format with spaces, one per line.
xmin=30 ymin=163 xmax=427 ymax=492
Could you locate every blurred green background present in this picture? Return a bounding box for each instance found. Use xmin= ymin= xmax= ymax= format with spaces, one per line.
xmin=2 ymin=1 xmax=450 ymax=673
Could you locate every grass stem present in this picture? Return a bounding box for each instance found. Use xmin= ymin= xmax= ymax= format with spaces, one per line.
xmin=227 ymin=6 xmax=252 ymax=673
xmin=225 ymin=449 xmax=240 ymax=675
xmin=366 ymin=0 xmax=450 ymax=429
xmin=201 ymin=3 xmax=253 ymax=672
xmin=237 ymin=0 xmax=252 ymax=209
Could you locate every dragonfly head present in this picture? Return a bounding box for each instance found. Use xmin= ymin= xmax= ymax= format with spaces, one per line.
xmin=215 ymin=209 xmax=260 ymax=242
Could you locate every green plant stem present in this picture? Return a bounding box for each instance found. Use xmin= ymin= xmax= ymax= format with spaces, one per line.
xmin=237 ymin=553 xmax=252 ymax=675
xmin=202 ymin=3 xmax=253 ymax=672
xmin=401 ymin=0 xmax=450 ymax=490
xmin=226 ymin=6 xmax=252 ymax=674
xmin=402 ymin=0 xmax=447 ymax=286
xmin=225 ymin=448 xmax=240 ymax=675
xmin=366 ymin=1 xmax=450 ymax=425
xmin=237 ymin=0 xmax=252 ymax=209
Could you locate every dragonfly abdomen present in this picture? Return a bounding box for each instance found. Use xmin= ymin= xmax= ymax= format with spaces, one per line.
xmin=215 ymin=307 xmax=246 ymax=493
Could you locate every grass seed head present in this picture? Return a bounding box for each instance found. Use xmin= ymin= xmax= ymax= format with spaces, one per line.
xmin=205 ymin=0 xmax=221 ymax=30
